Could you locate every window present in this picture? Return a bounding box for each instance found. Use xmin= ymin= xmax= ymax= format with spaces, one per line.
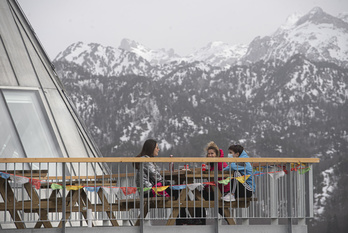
xmin=0 ymin=89 xmax=62 ymax=171
xmin=0 ymin=92 xmax=26 ymax=159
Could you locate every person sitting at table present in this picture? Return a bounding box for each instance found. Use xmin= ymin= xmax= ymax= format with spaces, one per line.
xmin=134 ymin=139 xmax=169 ymax=197
xmin=201 ymin=141 xmax=230 ymax=223
xmin=203 ymin=141 xmax=231 ymax=200
xmin=222 ymin=145 xmax=255 ymax=201
xmin=134 ymin=139 xmax=190 ymax=225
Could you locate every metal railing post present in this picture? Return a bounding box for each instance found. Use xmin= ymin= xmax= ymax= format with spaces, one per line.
xmin=270 ymin=166 xmax=278 ymax=225
xmin=139 ymin=162 xmax=144 ymax=233
xmin=62 ymin=162 xmax=66 ymax=233
xmin=214 ymin=162 xmax=219 ymax=233
xmin=286 ymin=163 xmax=293 ymax=233
xmin=308 ymin=164 xmax=314 ymax=218
xmin=297 ymin=167 xmax=304 ymax=219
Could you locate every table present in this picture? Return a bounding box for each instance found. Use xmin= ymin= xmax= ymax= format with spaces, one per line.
xmin=0 ymin=168 xmax=256 ymax=228
xmin=0 ymin=170 xmax=119 ymax=228
xmin=0 ymin=170 xmax=48 ymax=229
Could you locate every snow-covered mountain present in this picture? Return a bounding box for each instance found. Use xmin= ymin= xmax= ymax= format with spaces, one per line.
xmin=54 ymin=42 xmax=154 ymax=77
xmin=53 ymin=7 xmax=348 ymax=233
xmin=183 ymin=41 xmax=247 ymax=68
xmin=54 ymin=7 xmax=348 ymax=77
xmin=243 ymin=7 xmax=348 ymax=68
xmin=54 ymin=39 xmax=248 ymax=75
xmin=338 ymin=12 xmax=348 ymax=23
xmin=118 ymin=38 xmax=248 ymax=68
xmin=119 ymin=38 xmax=181 ymax=65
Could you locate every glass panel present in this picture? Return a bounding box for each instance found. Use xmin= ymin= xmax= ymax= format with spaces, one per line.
xmin=0 ymin=38 xmax=17 ymax=86
xmin=0 ymin=92 xmax=26 ymax=170
xmin=3 ymin=90 xmax=63 ymax=173
xmin=3 ymin=90 xmax=62 ymax=159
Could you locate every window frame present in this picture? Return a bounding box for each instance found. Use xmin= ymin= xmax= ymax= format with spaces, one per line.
xmin=0 ymin=86 xmax=64 ymax=160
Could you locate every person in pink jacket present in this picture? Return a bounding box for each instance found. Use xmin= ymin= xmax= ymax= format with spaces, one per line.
xmin=203 ymin=141 xmax=231 ymax=200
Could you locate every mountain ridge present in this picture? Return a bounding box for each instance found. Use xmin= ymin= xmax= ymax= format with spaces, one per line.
xmin=53 ymin=6 xmax=348 ymax=233
xmin=243 ymin=7 xmax=348 ymax=67
xmin=54 ymin=7 xmax=348 ymax=72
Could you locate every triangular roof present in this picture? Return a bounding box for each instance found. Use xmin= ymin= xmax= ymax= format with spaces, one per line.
xmin=0 ymin=0 xmax=104 ymax=169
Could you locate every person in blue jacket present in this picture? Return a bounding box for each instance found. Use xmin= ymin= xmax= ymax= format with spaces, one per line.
xmin=222 ymin=145 xmax=255 ymax=201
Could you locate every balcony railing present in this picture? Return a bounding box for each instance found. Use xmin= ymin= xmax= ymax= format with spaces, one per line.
xmin=0 ymin=157 xmax=319 ymax=233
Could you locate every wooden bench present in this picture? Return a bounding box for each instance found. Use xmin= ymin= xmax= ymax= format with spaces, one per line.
xmin=111 ymin=188 xmax=257 ymax=226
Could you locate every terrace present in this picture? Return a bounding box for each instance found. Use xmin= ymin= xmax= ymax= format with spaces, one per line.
xmin=0 ymin=157 xmax=319 ymax=233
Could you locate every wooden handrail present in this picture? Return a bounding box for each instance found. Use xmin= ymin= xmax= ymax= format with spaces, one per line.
xmin=0 ymin=157 xmax=320 ymax=163
xmin=0 ymin=170 xmax=48 ymax=177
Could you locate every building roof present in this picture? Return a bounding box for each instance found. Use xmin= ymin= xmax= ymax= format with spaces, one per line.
xmin=0 ymin=0 xmax=104 ymax=166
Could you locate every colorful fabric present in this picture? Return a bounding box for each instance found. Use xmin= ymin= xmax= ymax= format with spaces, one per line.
xmin=299 ymin=167 xmax=311 ymax=174
xmin=253 ymin=171 xmax=265 ymax=176
xmin=30 ymin=179 xmax=41 ymax=189
xmin=102 ymin=187 xmax=120 ymax=195
xmin=268 ymin=171 xmax=285 ymax=179
xmin=171 ymin=185 xmax=186 ymax=190
xmin=10 ymin=174 xmax=29 ymax=184
xmin=120 ymin=187 xmax=137 ymax=195
xmin=85 ymin=186 xmax=100 ymax=192
xmin=138 ymin=187 xmax=152 ymax=192
xmin=187 ymin=183 xmax=203 ymax=191
xmin=151 ymin=182 xmax=169 ymax=197
xmin=291 ymin=163 xmax=301 ymax=171
xmin=235 ymin=175 xmax=251 ymax=184
xmin=254 ymin=167 xmax=264 ymax=171
xmin=152 ymin=186 xmax=170 ymax=197
xmin=153 ymin=186 xmax=169 ymax=192
xmin=0 ymin=172 xmax=10 ymax=179
xmin=203 ymin=182 xmax=216 ymax=186
xmin=66 ymin=185 xmax=83 ymax=191
xmin=280 ymin=165 xmax=288 ymax=174
xmin=0 ymin=165 xmax=310 ymax=196
xmin=232 ymin=171 xmax=253 ymax=193
xmin=218 ymin=177 xmax=232 ymax=185
xmin=51 ymin=183 xmax=63 ymax=190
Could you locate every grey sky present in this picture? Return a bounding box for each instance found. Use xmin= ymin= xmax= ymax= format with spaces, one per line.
xmin=18 ymin=0 xmax=348 ymax=60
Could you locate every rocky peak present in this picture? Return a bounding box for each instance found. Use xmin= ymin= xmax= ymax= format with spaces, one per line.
xmin=278 ymin=12 xmax=303 ymax=31
xmin=337 ymin=12 xmax=348 ymax=23
xmin=242 ymin=7 xmax=348 ymax=67
xmin=119 ymin=38 xmax=146 ymax=52
xmin=295 ymin=7 xmax=348 ymax=29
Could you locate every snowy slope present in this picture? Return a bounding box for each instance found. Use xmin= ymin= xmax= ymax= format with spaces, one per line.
xmin=54 ymin=42 xmax=157 ymax=77
xmin=119 ymin=38 xmax=181 ymax=65
xmin=243 ymin=7 xmax=348 ymax=68
xmin=54 ymin=7 xmax=348 ymax=77
xmin=182 ymin=41 xmax=247 ymax=68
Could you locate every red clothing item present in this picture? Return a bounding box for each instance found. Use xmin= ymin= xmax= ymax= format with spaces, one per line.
xmin=209 ymin=149 xmax=231 ymax=193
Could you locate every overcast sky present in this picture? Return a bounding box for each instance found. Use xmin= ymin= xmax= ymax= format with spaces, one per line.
xmin=18 ymin=0 xmax=348 ymax=60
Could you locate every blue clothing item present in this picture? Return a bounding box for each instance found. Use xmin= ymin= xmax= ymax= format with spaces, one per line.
xmin=223 ymin=150 xmax=255 ymax=192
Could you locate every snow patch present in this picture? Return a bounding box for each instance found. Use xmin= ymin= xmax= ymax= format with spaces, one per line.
xmin=314 ymin=166 xmax=338 ymax=217
xmin=140 ymin=121 xmax=152 ymax=142
xmin=159 ymin=139 xmax=172 ymax=150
